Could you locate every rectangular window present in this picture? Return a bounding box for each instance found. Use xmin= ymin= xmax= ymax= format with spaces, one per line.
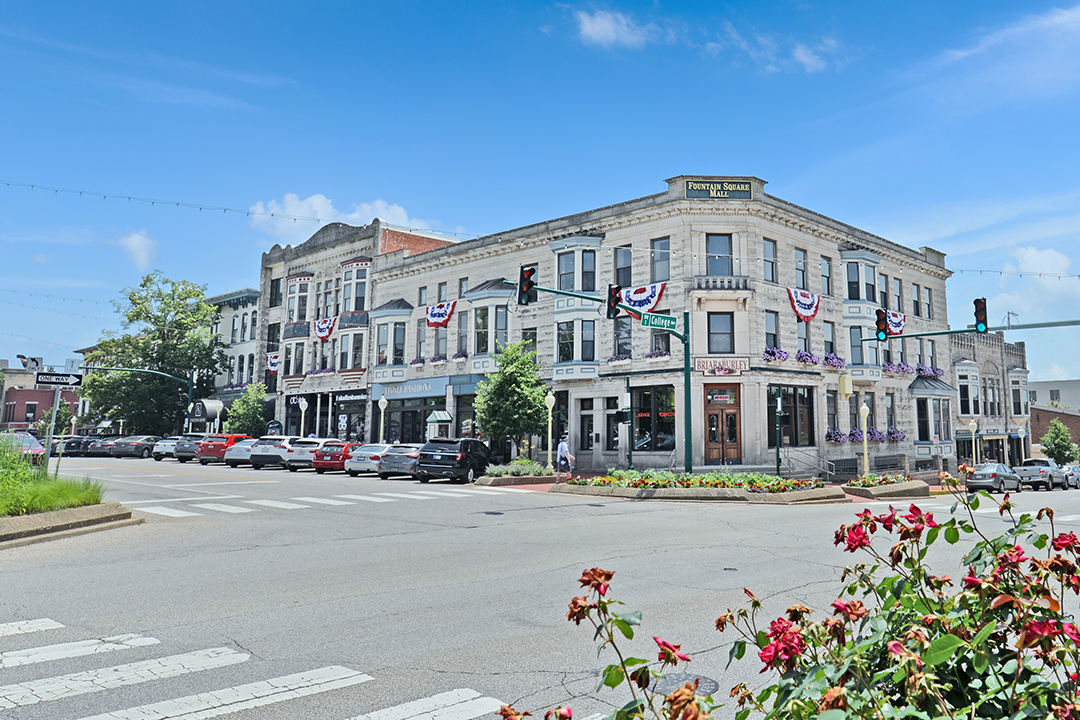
xmin=557 ymin=321 xmax=574 ymax=363
xmin=651 ymin=237 xmax=670 ymax=283
xmin=708 ymin=312 xmax=734 ymax=354
xmin=797 ymin=321 xmax=809 ymax=353
xmin=708 ymin=234 xmax=733 ymax=277
xmin=882 ymin=340 xmax=892 ymax=365
xmin=917 ymin=398 xmax=930 ymax=442
xmin=879 ymin=274 xmax=889 ymax=308
xmin=351 ymin=332 xmax=364 ymax=369
xmin=864 ymin=266 xmax=876 ymax=304
xmin=917 ymin=338 xmax=924 ymax=366
xmin=579 ymin=409 xmax=594 ymax=451
xmin=457 ymin=310 xmax=469 ymax=354
xmin=558 ymin=252 xmax=575 ymax=291
xmin=392 ymin=322 xmax=405 ymax=365
xmin=269 ymin=278 xmax=283 ymax=308
xmin=343 ymin=284 xmax=352 ymax=312
xmin=933 ymin=399 xmax=942 ymax=440
xmin=651 ymin=311 xmax=670 ymax=354
xmin=1013 ymin=388 xmax=1022 ymax=416
xmin=864 ymin=393 xmax=876 ymax=429
xmin=294 ymin=342 xmax=304 ymax=375
xmin=287 ymin=296 xmax=296 ymax=323
xmin=820 ymin=256 xmax=832 ymax=295
xmin=885 ymin=393 xmax=895 ymax=428
xmin=912 ymin=283 xmax=921 ymax=317
xmin=615 ymin=246 xmax=633 ymax=287
xmin=284 ymin=345 xmax=292 ymax=376
xmin=231 ymin=316 xmax=239 ymax=344
xmin=768 ymin=386 xmax=815 ymax=447
xmin=942 ymin=400 xmax=951 ymax=440
xmin=582 ymin=320 xmax=595 ymax=362
xmin=266 ymin=322 xmax=281 ymax=353
xmin=794 ymin=248 xmax=807 ymax=290
xmin=824 ymin=321 xmax=835 ymax=354
xmin=606 ymin=400 xmax=621 ymax=451
xmin=762 ymin=238 xmax=776 ymax=282
xmin=972 ymin=384 xmax=980 ymax=415
xmin=928 ymin=340 xmax=935 ymax=368
xmin=631 ymin=386 xmax=676 ymax=452
xmin=765 ymin=312 xmax=778 ymax=349
xmin=354 ymin=271 xmax=366 ymax=311
xmin=494 ymin=306 xmax=507 ymax=349
xmin=898 ymin=338 xmax=906 ymax=364
xmin=418 ymin=287 xmax=427 ymax=307
xmin=459 ymin=278 xmax=469 ymax=297
xmin=339 ymin=334 xmax=350 ymax=369
xmin=522 ymin=328 xmax=537 ymax=353
xmin=24 ymin=402 xmax=38 ymax=423
xmin=416 ymin=319 xmax=427 ymax=360
xmin=475 ymin=307 xmax=490 ymax=355
xmin=849 ymin=393 xmax=859 ymax=431
xmin=582 ymin=250 xmax=596 ymax=292
xmin=297 ymin=294 xmax=308 ymax=322
xmin=894 ymin=278 xmax=903 ymax=312
xmin=925 ymin=287 xmax=934 ymax=320
xmin=847 ymin=262 xmax=860 ymax=300
xmin=827 ymin=390 xmax=838 ymax=429
xmin=614 ymin=317 xmax=632 ymax=357
xmin=850 ymin=326 xmax=863 ymax=365
xmin=1051 ymin=389 xmax=1061 ymax=402
xmin=438 ymin=282 xmax=447 ymax=303
xmin=435 ymin=327 xmax=447 ymax=357
xmin=377 ymin=325 xmax=388 ymax=366
xmin=960 ymin=385 xmax=971 ymax=415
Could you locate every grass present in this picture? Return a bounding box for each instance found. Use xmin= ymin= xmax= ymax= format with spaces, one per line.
xmin=0 ymin=440 xmax=104 ymax=517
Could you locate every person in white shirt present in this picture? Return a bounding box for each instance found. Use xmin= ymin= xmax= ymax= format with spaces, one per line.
xmin=556 ymin=434 xmax=575 ymax=483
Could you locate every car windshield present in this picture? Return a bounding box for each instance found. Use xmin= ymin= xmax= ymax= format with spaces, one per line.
xmin=2 ymin=434 xmax=42 ymax=450
xmin=231 ymin=439 xmax=257 ymax=448
xmin=322 ymin=444 xmax=346 ymax=452
xmin=356 ymin=444 xmax=391 ymax=454
xmin=973 ymin=464 xmax=998 ymax=473
xmin=387 ymin=445 xmax=421 ymax=454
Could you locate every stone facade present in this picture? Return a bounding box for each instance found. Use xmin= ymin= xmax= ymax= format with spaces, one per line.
xmin=205 ymin=288 xmax=260 ymax=401
xmin=950 ymin=332 xmax=1029 ymax=466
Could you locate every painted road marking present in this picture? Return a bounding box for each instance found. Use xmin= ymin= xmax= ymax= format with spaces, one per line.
xmin=75 ymin=665 xmax=373 ymax=720
xmin=137 ymin=506 xmax=203 ymax=517
xmin=481 ymin=486 xmax=534 ymax=493
xmin=408 ymin=491 xmax=468 ymax=498
xmin=246 ymin=500 xmax=310 ymax=509
xmin=119 ymin=496 xmax=243 ymax=505
xmin=191 ymin=503 xmax=259 ymax=514
xmin=335 ymin=494 xmax=396 ymax=503
xmin=374 ymin=493 xmax=434 ymax=501
xmin=0 ymin=619 xmax=64 ymax=638
xmin=292 ymin=497 xmax=355 ymax=506
xmin=1 ymin=634 xmax=159 ymax=669
xmin=349 ymin=688 xmax=504 ymax=720
xmin=437 ymin=488 xmax=504 ymax=496
xmin=0 ymin=647 xmax=248 ymax=709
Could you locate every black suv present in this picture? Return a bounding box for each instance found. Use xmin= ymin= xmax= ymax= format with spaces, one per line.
xmin=417 ymin=438 xmax=490 ymax=483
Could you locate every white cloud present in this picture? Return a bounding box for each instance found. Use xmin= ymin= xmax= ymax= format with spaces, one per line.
xmin=1044 ymin=363 xmax=1074 ymax=381
xmin=249 ymin=193 xmax=434 ymax=243
xmin=115 ymin=230 xmax=159 ymax=272
xmin=575 ymin=10 xmax=659 ymax=49
xmin=711 ymin=22 xmax=846 ymax=73
xmin=792 ymin=43 xmax=825 ymax=72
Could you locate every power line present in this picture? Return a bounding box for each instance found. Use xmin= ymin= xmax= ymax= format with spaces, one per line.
xmin=0 ymin=299 xmax=111 ymax=322
xmin=0 ymin=288 xmax=110 ymax=305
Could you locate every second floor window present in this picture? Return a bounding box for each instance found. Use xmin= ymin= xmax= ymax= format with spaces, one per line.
xmin=847 ymin=263 xmax=860 ymax=300
xmin=912 ymin=283 xmax=922 ymax=317
xmin=558 ymin=252 xmax=574 ymax=291
xmin=269 ymin=278 xmax=283 ymax=308
xmin=494 ymin=306 xmax=508 ymax=349
xmin=377 ymin=325 xmax=388 ymax=365
xmin=457 ymin=310 xmax=469 ymax=354
xmin=708 ymin=234 xmax=733 ymax=276
xmin=438 ymin=282 xmax=447 ymax=303
xmin=582 ymin=320 xmax=595 ymax=362
xmin=763 ymin=238 xmax=776 ymax=282
xmin=864 ymin=266 xmax=876 ymax=303
xmin=475 ymin=307 xmax=490 ymax=355
xmin=850 ymin=326 xmax=863 ymax=365
xmin=557 ymin=321 xmax=574 ymax=363
xmin=392 ymin=322 xmax=405 ymax=365
xmin=824 ymin=321 xmax=835 ymax=354
xmin=615 ymin=246 xmax=633 ymax=287
xmin=416 ymin=319 xmax=426 ymax=359
xmin=794 ymin=248 xmax=807 ymax=290
xmin=651 ymin=238 xmax=670 ymax=283
xmin=614 ymin=317 xmax=632 ymax=356
xmin=821 ymin=257 xmax=832 ymax=295
xmin=582 ymin=250 xmax=596 ymax=292
xmin=879 ymin=274 xmax=889 ymax=308
xmin=797 ymin=320 xmax=809 ymax=352
xmin=708 ymin=312 xmax=733 ymax=354
xmin=925 ymin=287 xmax=934 ymax=320
xmin=765 ymin=311 xmax=778 ymax=349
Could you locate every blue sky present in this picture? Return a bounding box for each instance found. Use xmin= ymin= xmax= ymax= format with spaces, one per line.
xmin=1 ymin=2 xmax=1078 ymax=380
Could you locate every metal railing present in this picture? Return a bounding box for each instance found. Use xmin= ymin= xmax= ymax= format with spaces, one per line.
xmin=781 ymin=445 xmax=836 ymax=479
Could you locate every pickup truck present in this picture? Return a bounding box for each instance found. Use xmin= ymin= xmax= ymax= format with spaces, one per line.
xmin=1013 ymin=458 xmax=1065 ymax=491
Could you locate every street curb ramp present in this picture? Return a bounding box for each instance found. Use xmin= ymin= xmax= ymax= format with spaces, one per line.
xmin=547 ymin=484 xmax=849 ymax=504
xmin=0 ymin=502 xmax=144 ymax=548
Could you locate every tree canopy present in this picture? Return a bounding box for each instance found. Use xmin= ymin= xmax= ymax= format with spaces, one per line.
xmin=474 ymin=340 xmax=548 ymax=456
xmin=224 ymin=382 xmax=270 ymax=437
xmin=81 ymin=272 xmax=228 ymax=436
xmin=1039 ymin=418 xmax=1079 ymax=466
xmin=34 ymin=400 xmax=73 ymax=438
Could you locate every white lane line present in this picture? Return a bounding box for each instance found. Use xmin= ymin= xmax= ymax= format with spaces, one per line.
xmin=291 ymin=497 xmax=355 ymax=506
xmin=168 ymin=481 xmax=275 ymax=487
xmin=136 ymin=506 xmax=203 ymax=517
xmin=439 ymin=488 xmax=505 ymax=496
xmin=75 ymin=665 xmax=373 ymax=720
xmin=349 ymin=688 xmax=504 ymax=720
xmin=335 ymin=494 xmax=396 ymax=503
xmin=118 ymin=496 xmax=243 ymax=505
xmin=191 ymin=503 xmax=259 ymax=514
xmin=0 ymin=647 xmax=248 ymax=709
xmin=1 ymin=634 xmax=159 ymax=669
xmin=0 ymin=619 xmax=64 ymax=638
xmin=374 ymin=493 xmax=434 ymax=500
xmin=409 ymin=491 xmax=468 ymax=498
xmin=246 ymin=500 xmax=310 ymax=509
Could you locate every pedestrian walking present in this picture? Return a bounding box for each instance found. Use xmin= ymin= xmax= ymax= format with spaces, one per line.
xmin=555 ymin=434 xmax=575 ymax=483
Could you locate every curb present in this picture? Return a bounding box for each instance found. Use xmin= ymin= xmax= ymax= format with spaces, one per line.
xmin=476 ymin=475 xmax=554 ymax=486
xmin=0 ymin=502 xmax=144 ymax=549
xmin=546 ymin=484 xmax=849 ymax=504
xmin=840 ymin=480 xmax=930 ymax=500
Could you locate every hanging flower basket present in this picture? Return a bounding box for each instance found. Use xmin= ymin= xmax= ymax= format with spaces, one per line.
xmin=795 ymin=350 xmax=820 ymax=366
xmin=762 ymin=347 xmax=789 ymax=363
xmin=644 ymin=350 xmax=671 ymax=362
xmin=823 ymin=353 xmax=847 ymax=370
xmin=608 ymin=354 xmax=632 ymax=366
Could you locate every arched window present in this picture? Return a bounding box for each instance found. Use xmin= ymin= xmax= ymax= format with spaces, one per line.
xmin=237 ymin=355 xmax=245 ymax=385
xmin=241 ymin=313 xmax=248 ymax=342
xmin=231 ymin=316 xmax=239 ymax=344
xmin=248 ymin=354 xmax=255 ymax=383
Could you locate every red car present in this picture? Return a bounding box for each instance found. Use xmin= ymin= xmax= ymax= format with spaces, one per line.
xmin=313 ymin=442 xmax=364 ymax=474
xmin=2 ymin=432 xmax=46 ymax=466
xmin=197 ymin=434 xmax=252 ymax=464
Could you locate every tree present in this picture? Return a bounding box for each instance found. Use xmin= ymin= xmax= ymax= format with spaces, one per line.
xmin=33 ymin=401 xmax=73 ymax=438
xmin=223 ymin=382 xmax=269 ymax=437
xmin=1039 ymin=418 xmax=1079 ymax=466
xmin=81 ymin=272 xmax=228 ymax=436
xmin=474 ymin=340 xmax=548 ymax=457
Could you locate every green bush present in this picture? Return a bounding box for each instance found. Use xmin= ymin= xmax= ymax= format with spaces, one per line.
xmin=0 ymin=438 xmax=103 ymax=517
xmin=484 ymin=457 xmax=554 ymax=477
xmin=845 ymin=472 xmax=912 ymax=488
xmin=573 ymin=469 xmax=822 ymax=493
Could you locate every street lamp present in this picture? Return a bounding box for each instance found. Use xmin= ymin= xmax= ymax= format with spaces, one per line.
xmin=1018 ymin=426 xmax=1026 ymax=464
xmin=968 ymin=420 xmax=978 ymax=465
xmin=298 ymin=397 xmax=309 ymax=437
xmin=545 ymin=391 xmax=556 ymax=472
xmin=378 ymin=397 xmax=389 ymax=443
xmin=860 ymin=403 xmax=869 ymax=478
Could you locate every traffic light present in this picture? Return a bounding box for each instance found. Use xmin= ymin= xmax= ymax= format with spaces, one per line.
xmin=875 ymin=309 xmax=888 ymax=341
xmin=517 ymin=265 xmax=537 ymax=305
xmin=974 ymin=297 xmax=988 ymax=333
xmin=606 ymin=284 xmax=622 ymax=319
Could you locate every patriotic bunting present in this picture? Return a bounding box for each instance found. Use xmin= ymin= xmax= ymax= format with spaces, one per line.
xmin=787 ymin=288 xmax=821 ymax=322
xmin=887 ymin=310 xmax=906 ymax=336
xmin=313 ymin=316 xmax=337 ymax=341
xmin=426 ymin=301 xmax=456 ymax=327
xmin=266 ymin=353 xmax=280 ymax=375
xmin=620 ymin=283 xmax=666 ymax=318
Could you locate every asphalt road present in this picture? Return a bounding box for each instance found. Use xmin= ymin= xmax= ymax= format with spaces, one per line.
xmin=3 ymin=458 xmax=1079 ymax=720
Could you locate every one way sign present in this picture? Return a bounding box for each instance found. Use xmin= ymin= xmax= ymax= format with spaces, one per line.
xmin=36 ymin=372 xmax=82 ymax=387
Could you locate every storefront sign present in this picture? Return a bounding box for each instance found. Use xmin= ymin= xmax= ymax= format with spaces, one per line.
xmin=685 ymin=180 xmax=752 ymax=200
xmin=372 ymin=377 xmax=450 ymax=401
xmin=335 ymin=391 xmax=368 ymax=402
xmin=695 ymin=356 xmax=750 ymax=375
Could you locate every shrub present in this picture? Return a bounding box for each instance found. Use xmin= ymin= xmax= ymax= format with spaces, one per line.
xmin=575 ymin=470 xmax=822 ymax=493
xmin=484 ymin=457 xmax=553 ymax=477
xmin=845 ymin=472 xmax=911 ymax=488
xmin=0 ymin=438 xmax=103 ymax=516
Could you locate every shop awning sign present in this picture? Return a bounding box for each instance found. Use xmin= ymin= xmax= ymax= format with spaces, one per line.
xmin=694 ymin=357 xmax=750 ymax=376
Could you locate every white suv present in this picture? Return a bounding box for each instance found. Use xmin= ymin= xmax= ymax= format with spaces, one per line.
xmin=284 ymin=438 xmax=334 ymax=472
xmin=249 ymin=435 xmax=303 ymax=470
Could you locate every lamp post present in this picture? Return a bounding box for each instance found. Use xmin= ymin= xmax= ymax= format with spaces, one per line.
xmin=1018 ymin=426 xmax=1026 ymax=464
xmin=378 ymin=397 xmax=388 ymax=443
xmin=968 ymin=420 xmax=978 ymax=465
xmin=860 ymin=403 xmax=870 ymax=478
xmin=298 ymin=397 xmax=309 ymax=437
xmin=774 ymin=394 xmax=782 ymax=476
xmin=545 ymin=391 xmax=556 ymax=472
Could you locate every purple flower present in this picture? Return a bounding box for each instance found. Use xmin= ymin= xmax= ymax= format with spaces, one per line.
xmin=304 ymin=367 xmax=335 ymax=375
xmin=826 ymin=428 xmax=848 ymax=444
xmin=883 ymin=361 xmax=916 ymax=374
xmin=409 ymin=357 xmax=426 ymax=366
xmin=867 ymin=427 xmax=888 ymax=442
xmin=886 ymin=426 xmax=906 ymax=441
xmin=795 ymin=350 xmax=820 ymax=365
xmin=429 ymin=355 xmax=447 ymax=363
xmin=848 ymin=428 xmax=864 ymax=443
xmin=608 ymin=354 xmax=632 ymax=362
xmin=916 ymin=363 xmax=944 ymax=378
xmin=452 ymin=350 xmax=469 ymax=359
xmin=823 ymin=352 xmax=847 ymax=368
xmin=644 ymin=349 xmax=671 ymax=359
xmin=763 ymin=347 xmax=789 ymax=362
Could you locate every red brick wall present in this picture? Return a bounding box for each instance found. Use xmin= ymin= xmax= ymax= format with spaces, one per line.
xmin=380 ymin=229 xmax=453 ymax=256
xmin=1 ymin=388 xmax=79 ymax=429
xmin=1030 ymin=405 xmax=1080 ymax=446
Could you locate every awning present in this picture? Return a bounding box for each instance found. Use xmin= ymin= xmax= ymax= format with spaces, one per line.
xmin=907 ymin=376 xmax=958 ymax=397
xmin=426 ymin=410 xmax=452 ymax=424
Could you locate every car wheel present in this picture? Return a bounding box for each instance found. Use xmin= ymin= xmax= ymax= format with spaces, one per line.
xmin=419 ymin=474 xmax=430 ymax=483
xmin=347 ymin=470 xmax=358 ymax=477
xmin=1015 ymin=479 xmax=1022 ymax=493
xmin=199 ymin=458 xmax=209 ymax=465
xmin=178 ymin=458 xmax=188 ymax=463
xmin=141 ymin=448 xmax=150 ymax=459
xmin=153 ymin=455 xmax=162 ymax=461
xmin=288 ymin=466 xmax=298 ymax=473
xmin=227 ymin=462 xmax=238 ymax=468
xmin=316 ymin=468 xmax=325 ymax=475
xmin=996 ymin=479 xmax=1004 ymax=494
xmin=251 ymin=463 xmax=262 ymax=470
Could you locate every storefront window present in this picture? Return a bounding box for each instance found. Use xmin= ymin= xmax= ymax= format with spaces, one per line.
xmin=768 ymin=386 xmax=815 ymax=447
xmin=631 ymin=386 xmax=675 ymax=452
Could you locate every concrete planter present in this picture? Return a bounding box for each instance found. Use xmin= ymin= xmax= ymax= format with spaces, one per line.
xmin=548 ymin=484 xmax=848 ymax=504
xmin=841 ymin=479 xmax=929 ymax=499
xmin=476 ymin=474 xmax=554 ymax=486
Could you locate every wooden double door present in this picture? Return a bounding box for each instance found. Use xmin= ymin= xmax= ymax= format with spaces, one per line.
xmin=705 ymin=384 xmax=741 ymax=465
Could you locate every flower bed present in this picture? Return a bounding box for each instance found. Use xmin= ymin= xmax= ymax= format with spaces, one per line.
xmin=845 ymin=472 xmax=912 ymax=488
xmin=570 ymin=468 xmax=822 ymax=493
xmin=483 ymin=458 xmax=553 ymax=477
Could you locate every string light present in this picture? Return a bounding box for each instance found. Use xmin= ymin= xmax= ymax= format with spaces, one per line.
xmin=0 ymin=288 xmax=109 ymax=305
xmin=0 ymin=299 xmax=110 ymax=322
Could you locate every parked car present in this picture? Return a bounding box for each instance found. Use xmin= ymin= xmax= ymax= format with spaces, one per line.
xmin=86 ymin=436 xmax=122 ymax=457
xmin=1 ymin=432 xmax=46 ymax=465
xmin=248 ymin=435 xmax=303 ymax=470
xmin=343 ymin=443 xmax=393 ymax=477
xmin=197 ymin=434 xmax=252 ymax=464
xmin=47 ymin=435 xmax=78 ymax=456
xmin=285 ymin=438 xmax=337 ymax=472
xmin=416 ymin=438 xmax=490 ymax=483
xmin=313 ymin=441 xmax=364 ymax=474
xmin=152 ymin=436 xmax=184 ymax=461
xmin=223 ymin=438 xmax=258 ymax=468
xmin=965 ymin=463 xmax=1023 ymax=494
xmin=1064 ymin=465 xmax=1080 ymax=490
xmin=62 ymin=436 xmax=84 ymax=456
xmin=79 ymin=435 xmax=117 ymax=456
xmin=377 ymin=443 xmax=423 ymax=479
xmin=173 ymin=433 xmax=211 ymax=463
xmin=1013 ymin=457 xmax=1065 ymax=491
xmin=110 ymin=435 xmax=162 ymax=459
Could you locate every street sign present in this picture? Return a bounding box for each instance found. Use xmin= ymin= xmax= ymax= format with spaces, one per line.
xmin=35 ymin=372 xmax=82 ymax=387
xmin=640 ymin=312 xmax=677 ymax=330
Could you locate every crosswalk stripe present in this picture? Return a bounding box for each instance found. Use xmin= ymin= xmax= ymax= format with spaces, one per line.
xmin=74 ymin=665 xmax=373 ymax=720
xmin=409 ymin=491 xmax=467 ymax=498
xmin=0 ymin=619 xmax=64 ymax=638
xmin=374 ymin=493 xmax=434 ymax=500
xmin=481 ymin=486 xmax=534 ymax=493
xmin=335 ymin=494 xmax=396 ymax=503
xmin=1 ymin=634 xmax=159 ymax=669
xmin=0 ymin=647 xmax=248 ymax=709
xmin=191 ymin=503 xmax=259 ymax=514
xmin=292 ymin=497 xmax=355 ymax=506
xmin=409 ymin=489 xmax=478 ymax=497
xmin=440 ymin=488 xmax=505 ymax=496
xmin=137 ymin=506 xmax=203 ymax=517
xmin=348 ymin=688 xmax=503 ymax=720
xmin=246 ymin=500 xmax=309 ymax=509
